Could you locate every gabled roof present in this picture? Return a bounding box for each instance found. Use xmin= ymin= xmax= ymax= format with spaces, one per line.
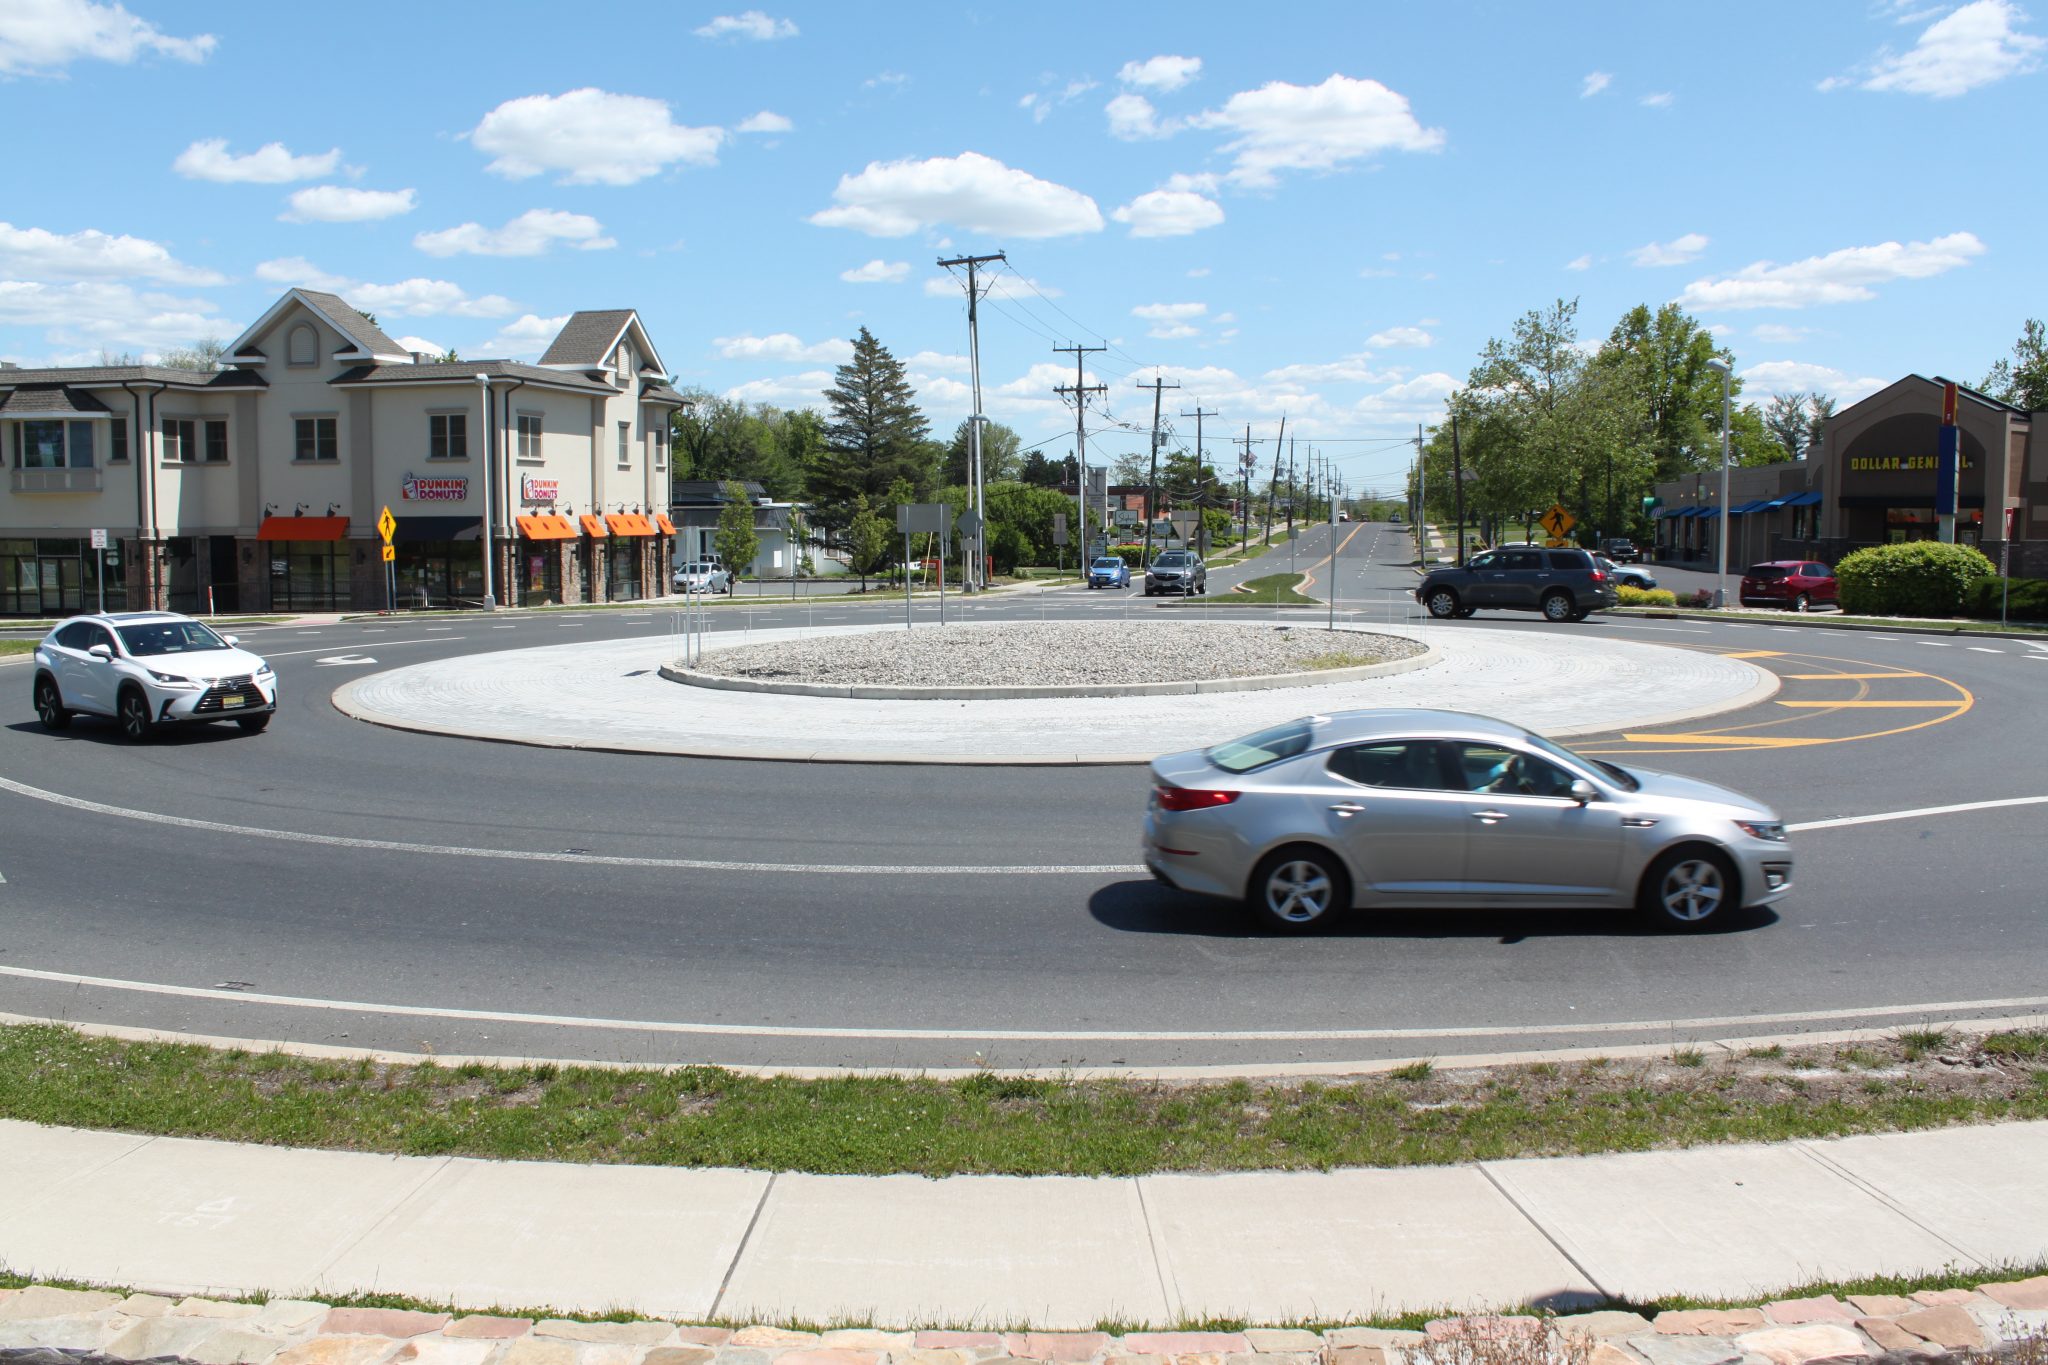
xmin=1839 ymin=373 xmax=2030 ymax=422
xmin=0 ymin=384 xmax=113 ymax=416
xmin=327 ymin=360 xmax=621 ymax=395
xmin=537 ymin=309 xmax=666 ymax=378
xmin=223 ymin=288 xmax=412 ymax=364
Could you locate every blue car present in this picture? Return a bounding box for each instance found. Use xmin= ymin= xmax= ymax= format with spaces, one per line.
xmin=1087 ymin=555 xmax=1131 ymax=589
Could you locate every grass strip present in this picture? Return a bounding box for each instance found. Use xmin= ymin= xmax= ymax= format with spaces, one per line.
xmin=3 ymin=1023 xmax=2045 ymax=1179
xmin=0 ymin=640 xmax=37 ymax=657
xmin=1231 ymin=573 xmax=1319 ymax=605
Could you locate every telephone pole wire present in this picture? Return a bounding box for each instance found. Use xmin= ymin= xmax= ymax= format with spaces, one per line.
xmin=1181 ymin=404 xmax=1216 ymax=551
xmin=1137 ymin=376 xmax=1180 ymax=563
xmin=937 ymin=251 xmax=1005 ymax=590
xmin=1053 ymin=342 xmax=1107 ymax=559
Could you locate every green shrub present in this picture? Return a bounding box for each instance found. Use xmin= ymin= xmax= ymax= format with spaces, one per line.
xmin=1963 ymin=574 xmax=2048 ymax=621
xmin=1834 ymin=541 xmax=1994 ymax=617
xmin=1616 ymin=585 xmax=1677 ymax=607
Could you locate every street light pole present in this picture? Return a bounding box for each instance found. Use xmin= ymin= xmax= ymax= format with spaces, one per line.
xmin=474 ymin=372 xmax=496 ymax=610
xmin=1705 ymin=358 xmax=1732 ymax=608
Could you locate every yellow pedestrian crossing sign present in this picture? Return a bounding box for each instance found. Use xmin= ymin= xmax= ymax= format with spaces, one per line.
xmin=1538 ymin=503 xmax=1575 ymax=541
xmin=377 ymin=505 xmax=397 ymax=544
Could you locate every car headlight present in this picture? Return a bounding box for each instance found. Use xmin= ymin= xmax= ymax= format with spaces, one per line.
xmin=147 ymin=670 xmax=201 ymax=688
xmin=1734 ymin=819 xmax=1786 ymax=842
xmin=255 ymin=664 xmax=275 ymax=679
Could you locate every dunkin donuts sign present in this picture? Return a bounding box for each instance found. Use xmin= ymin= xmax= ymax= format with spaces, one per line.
xmin=401 ymin=471 xmax=468 ymax=501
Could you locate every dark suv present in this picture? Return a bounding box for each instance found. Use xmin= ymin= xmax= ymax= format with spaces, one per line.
xmin=1144 ymin=550 xmax=1207 ymax=596
xmin=1600 ymin=538 xmax=1640 ymax=563
xmin=1416 ymin=547 xmax=1618 ymax=622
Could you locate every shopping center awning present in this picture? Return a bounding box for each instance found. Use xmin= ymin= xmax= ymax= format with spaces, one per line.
xmin=653 ymin=513 xmax=676 ymax=535
xmin=515 ymin=514 xmax=579 ymax=540
xmin=1727 ymin=500 xmax=1768 ymax=516
xmin=579 ymin=514 xmax=609 ymax=538
xmin=256 ymin=515 xmax=348 ymax=541
xmin=1782 ymin=490 xmax=1822 ymax=506
xmin=1695 ymin=506 xmax=1720 ymax=519
xmin=391 ymin=515 xmax=482 ymax=543
xmin=606 ymin=513 xmax=656 ymax=536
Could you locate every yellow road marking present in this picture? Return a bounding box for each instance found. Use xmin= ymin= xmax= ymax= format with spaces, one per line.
xmin=1774 ymin=699 xmax=1962 ymax=709
xmin=1619 ymin=732 xmax=1826 ymax=747
xmin=1784 ymin=671 xmax=1927 ymax=680
xmin=1720 ymin=650 xmax=1787 ymax=658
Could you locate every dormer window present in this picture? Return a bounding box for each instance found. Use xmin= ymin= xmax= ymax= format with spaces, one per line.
xmin=287 ymin=324 xmax=318 ymax=367
xmin=615 ymin=345 xmax=631 ymax=383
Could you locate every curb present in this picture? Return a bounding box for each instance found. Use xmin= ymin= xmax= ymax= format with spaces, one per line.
xmin=1616 ymin=606 xmax=2048 ymax=642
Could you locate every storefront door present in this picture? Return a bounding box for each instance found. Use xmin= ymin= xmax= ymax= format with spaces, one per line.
xmin=519 ymin=543 xmax=562 ymax=606
xmin=607 ymin=538 xmax=642 ymax=602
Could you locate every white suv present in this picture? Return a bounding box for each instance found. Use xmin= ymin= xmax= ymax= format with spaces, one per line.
xmin=32 ymin=612 xmax=278 ymax=740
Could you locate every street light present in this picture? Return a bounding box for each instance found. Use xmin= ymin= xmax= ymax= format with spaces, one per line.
xmin=1704 ymin=358 xmax=1732 ymax=608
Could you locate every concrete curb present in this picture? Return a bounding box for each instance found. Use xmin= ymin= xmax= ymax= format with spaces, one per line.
xmin=1617 ymin=606 xmax=2048 ymax=642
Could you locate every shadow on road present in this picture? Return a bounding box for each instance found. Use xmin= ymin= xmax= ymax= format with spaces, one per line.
xmin=5 ymin=718 xmax=253 ymax=748
xmin=1087 ymin=878 xmax=1780 ymax=941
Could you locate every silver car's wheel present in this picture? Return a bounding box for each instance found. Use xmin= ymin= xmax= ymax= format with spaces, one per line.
xmin=117 ymin=686 xmax=156 ymax=742
xmin=1426 ymin=588 xmax=1460 ymax=619
xmin=1640 ymin=847 xmax=1737 ymax=931
xmin=1249 ymin=847 xmax=1348 ymax=933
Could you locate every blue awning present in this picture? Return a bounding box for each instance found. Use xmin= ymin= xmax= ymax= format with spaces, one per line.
xmin=1728 ymin=500 xmax=1768 ymax=515
xmin=1652 ymin=506 xmax=1675 ymax=518
xmin=1695 ymin=506 xmax=1721 ymax=519
xmin=1782 ymin=490 xmax=1822 ymax=506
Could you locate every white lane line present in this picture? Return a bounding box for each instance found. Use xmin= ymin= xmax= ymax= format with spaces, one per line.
xmin=264 ymin=638 xmax=460 ymax=658
xmin=1789 ymin=795 xmax=2048 ymax=833
xmin=1969 ymin=646 xmax=2005 ymax=653
xmin=0 ymin=776 xmax=1136 ymax=877
xmin=2 ymin=964 xmax=2044 ymax=1043
xmin=492 ymin=625 xmax=517 ymax=630
xmin=1918 ymin=641 xmax=1952 ymax=647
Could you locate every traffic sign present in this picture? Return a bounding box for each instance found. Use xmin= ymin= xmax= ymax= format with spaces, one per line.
xmin=1052 ymin=513 xmax=1069 ymax=546
xmin=377 ymin=505 xmax=397 ymax=544
xmin=956 ymin=509 xmax=984 ymax=537
xmin=1538 ymin=504 xmax=1576 ymax=540
xmin=381 ymin=544 xmax=396 ymax=563
xmin=89 ymin=528 xmax=108 ymax=549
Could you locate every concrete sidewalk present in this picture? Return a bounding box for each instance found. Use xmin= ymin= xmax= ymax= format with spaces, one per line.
xmin=6 ymin=1118 xmax=2047 ymax=1328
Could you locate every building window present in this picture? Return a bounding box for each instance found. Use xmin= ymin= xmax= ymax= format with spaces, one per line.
xmin=429 ymin=412 xmax=467 ymax=460
xmin=109 ymin=418 xmax=128 ymax=463
xmin=516 ymin=412 xmax=542 ymax=460
xmin=16 ymin=420 xmax=99 ymax=469
xmin=294 ymin=416 xmax=338 ymax=462
xmin=652 ymin=427 xmax=666 ymax=473
xmin=203 ymin=419 xmax=228 ymax=463
xmin=618 ymin=421 xmax=630 ymax=468
xmin=288 ymin=324 xmax=318 ymax=367
xmin=162 ymin=418 xmax=196 ymax=463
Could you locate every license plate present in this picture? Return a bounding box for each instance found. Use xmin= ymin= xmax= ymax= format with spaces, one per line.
xmin=222 ymin=694 xmax=246 ymax=708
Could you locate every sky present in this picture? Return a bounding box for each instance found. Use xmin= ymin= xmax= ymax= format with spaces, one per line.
xmin=1 ymin=0 xmax=2042 ymax=497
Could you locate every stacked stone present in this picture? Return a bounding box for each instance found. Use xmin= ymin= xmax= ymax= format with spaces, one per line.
xmin=2 ymin=1279 xmax=2046 ymax=1365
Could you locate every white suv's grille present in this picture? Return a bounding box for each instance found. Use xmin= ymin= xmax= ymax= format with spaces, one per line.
xmin=194 ymin=676 xmax=262 ymax=713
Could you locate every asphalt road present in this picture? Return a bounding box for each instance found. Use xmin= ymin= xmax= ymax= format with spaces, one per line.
xmin=3 ymin=523 xmax=2045 ymax=1074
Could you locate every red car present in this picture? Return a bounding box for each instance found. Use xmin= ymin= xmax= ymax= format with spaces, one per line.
xmin=1740 ymin=560 xmax=1838 ymax=612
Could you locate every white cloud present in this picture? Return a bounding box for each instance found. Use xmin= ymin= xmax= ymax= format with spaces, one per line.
xmin=0 ymin=0 xmax=214 ymax=74
xmin=1112 ymin=187 xmax=1224 ymax=237
xmin=864 ymin=71 xmax=908 ymax=90
xmin=471 ymin=88 xmax=724 ymax=186
xmin=1192 ymin=74 xmax=1445 ymax=187
xmin=1132 ymin=302 xmax=1207 ymax=341
xmin=0 ymin=280 xmax=219 ymax=354
xmin=1105 ymin=91 xmax=1169 ymax=140
xmin=413 ymin=209 xmax=615 ymax=257
xmin=348 ymin=278 xmax=517 ymax=319
xmin=280 ymin=186 xmax=416 ymax=223
xmin=713 ymin=332 xmax=852 ymax=363
xmin=736 ymin=110 xmax=793 ymax=134
xmin=725 ymin=369 xmax=833 ymax=408
xmin=1829 ymin=0 xmax=2044 ymax=95
xmin=1020 ymin=78 xmax=1099 ymax=123
xmin=1739 ymin=360 xmax=1888 ymax=405
xmin=907 ymin=350 xmax=970 ymax=372
xmin=810 ymin=151 xmax=1103 ymax=238
xmin=1640 ymin=91 xmax=1676 ymax=107
xmin=1581 ymin=71 xmax=1613 ymax=97
xmin=1353 ymin=372 xmax=1459 ymax=417
xmin=1263 ymin=355 xmax=1401 ymax=385
xmin=0 ymin=221 xmax=223 ymax=285
xmin=392 ymin=334 xmax=445 ymax=357
xmin=694 ymin=11 xmax=797 ymax=40
xmin=253 ymin=256 xmax=352 ymax=292
xmin=840 ymin=259 xmax=909 ymax=284
xmin=1187 ymin=266 xmax=1211 ymax=278
xmin=480 ymin=313 xmax=570 ymax=359
xmin=173 ymin=138 xmax=340 ymax=184
xmin=1119 ymin=54 xmax=1201 ymax=91
xmin=1565 ymin=253 xmax=1593 ymax=271
xmin=1629 ymin=232 xmax=1710 ymax=267
xmin=1367 ymin=326 xmax=1433 ymax=348
xmin=1675 ymin=231 xmax=1986 ymax=309
xmin=976 ymin=274 xmax=1062 ymax=300
xmin=1752 ymin=323 xmax=1813 ymax=344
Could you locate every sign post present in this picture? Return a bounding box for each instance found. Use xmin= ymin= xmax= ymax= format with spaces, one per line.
xmin=1538 ymin=503 xmax=1577 ymax=548
xmin=1053 ymin=513 xmax=1068 ymax=575
xmin=956 ymin=508 xmax=983 ymax=596
xmin=896 ymin=503 xmax=951 ymax=629
xmin=90 ymin=528 xmax=107 ymax=612
xmin=378 ymin=505 xmax=397 ymax=612
xmin=1936 ymin=382 xmax=1960 ymax=544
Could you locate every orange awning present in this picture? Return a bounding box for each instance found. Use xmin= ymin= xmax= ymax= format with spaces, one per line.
xmin=580 ymin=514 xmax=609 ymax=538
xmin=257 ymin=515 xmax=348 ymax=541
xmin=653 ymin=513 xmax=676 ymax=535
xmin=606 ymin=513 xmax=656 ymax=537
xmin=516 ymin=514 xmax=579 ymax=541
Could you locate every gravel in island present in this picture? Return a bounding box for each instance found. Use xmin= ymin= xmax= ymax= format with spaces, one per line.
xmin=686 ymin=621 xmax=1423 ymax=687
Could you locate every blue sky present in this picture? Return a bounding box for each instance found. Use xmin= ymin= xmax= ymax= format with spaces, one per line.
xmin=2 ymin=0 xmax=2042 ymax=496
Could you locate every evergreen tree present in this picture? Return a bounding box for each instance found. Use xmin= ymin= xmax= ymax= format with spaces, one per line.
xmin=1981 ymin=319 xmax=2048 ymax=411
xmin=812 ymin=328 xmax=934 ymax=525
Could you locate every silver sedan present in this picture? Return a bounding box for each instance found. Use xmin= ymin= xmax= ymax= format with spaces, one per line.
xmin=1143 ymin=709 xmax=1792 ymax=932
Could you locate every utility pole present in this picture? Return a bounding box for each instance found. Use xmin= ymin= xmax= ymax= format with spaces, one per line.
xmin=1238 ymin=425 xmax=1255 ymax=553
xmin=1137 ymin=375 xmax=1179 ymax=564
xmin=1415 ymin=423 xmax=1427 ymax=565
xmin=1264 ymin=416 xmax=1286 ymax=546
xmin=1181 ymin=404 xmax=1216 ymax=552
xmin=937 ymin=251 xmax=1004 ymax=590
xmin=1054 ymin=343 xmax=1107 ymax=561
xmin=1451 ymin=410 xmax=1467 ymax=567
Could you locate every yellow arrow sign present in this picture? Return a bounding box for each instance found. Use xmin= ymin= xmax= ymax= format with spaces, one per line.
xmin=381 ymin=544 xmax=395 ymax=563
xmin=377 ymin=505 xmax=396 ymax=544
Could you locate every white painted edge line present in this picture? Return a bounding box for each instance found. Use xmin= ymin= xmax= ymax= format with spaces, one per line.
xmin=1787 ymin=794 xmax=2048 ymax=833
xmin=5 ymin=965 xmax=2047 ymax=1044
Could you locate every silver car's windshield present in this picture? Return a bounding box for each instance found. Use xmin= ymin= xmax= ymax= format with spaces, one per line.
xmin=1207 ymin=718 xmax=1316 ymax=773
xmin=1522 ymin=730 xmax=1640 ymax=792
xmin=117 ymin=620 xmax=229 ymax=657
xmin=1092 ymin=558 xmax=1121 ymax=569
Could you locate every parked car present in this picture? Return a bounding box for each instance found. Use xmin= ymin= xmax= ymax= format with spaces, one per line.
xmin=1599 ymin=556 xmax=1657 ymax=590
xmin=1144 ymin=549 xmax=1207 ymax=596
xmin=1143 ymin=708 xmax=1793 ymax=933
xmin=1739 ymin=561 xmax=1837 ymax=612
xmin=673 ymin=561 xmax=732 ymax=594
xmin=1415 ymin=546 xmax=1618 ymax=622
xmin=1087 ymin=555 xmax=1131 ymax=589
xmin=1600 ymin=538 xmax=1640 ymax=563
xmin=32 ymin=612 xmax=278 ymax=741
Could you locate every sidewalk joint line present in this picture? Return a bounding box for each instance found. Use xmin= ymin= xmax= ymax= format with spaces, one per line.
xmin=1792 ymin=1141 xmax=1986 ymax=1266
xmin=305 ymin=1156 xmax=456 ymax=1288
xmin=1133 ymin=1175 xmax=1183 ymax=1324
xmin=1476 ymin=1163 xmax=1611 ymax=1301
xmin=711 ymin=1170 xmax=777 ymax=1321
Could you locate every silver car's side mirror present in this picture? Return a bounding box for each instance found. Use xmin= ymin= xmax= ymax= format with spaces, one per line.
xmin=88 ymin=643 xmax=113 ymax=661
xmin=1569 ymin=778 xmax=1597 ymax=805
